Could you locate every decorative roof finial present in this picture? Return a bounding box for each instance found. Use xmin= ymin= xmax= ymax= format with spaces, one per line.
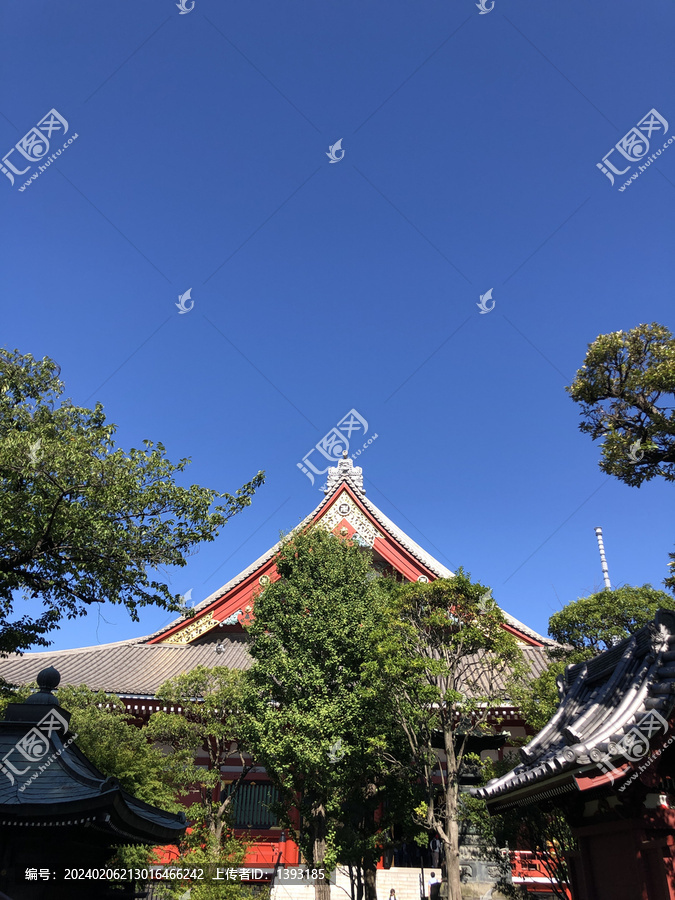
xmin=25 ymin=666 xmax=61 ymax=706
xmin=324 ymin=455 xmax=365 ymax=496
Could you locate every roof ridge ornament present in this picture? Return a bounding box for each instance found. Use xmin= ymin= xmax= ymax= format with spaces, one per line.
xmin=324 ymin=451 xmax=365 ymax=496
xmin=24 ymin=665 xmax=61 ymax=706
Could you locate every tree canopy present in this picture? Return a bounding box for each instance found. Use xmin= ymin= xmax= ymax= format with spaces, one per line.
xmin=548 ymin=583 xmax=675 ymax=654
xmin=567 ymin=322 xmax=675 ymax=487
xmin=0 ymin=349 xmax=263 ymax=654
xmin=147 ymin=666 xmax=252 ymax=852
xmin=567 ymin=322 xmax=675 ymax=591
xmin=242 ymin=528 xmax=418 ymax=900
xmin=371 ymin=573 xmax=525 ymax=900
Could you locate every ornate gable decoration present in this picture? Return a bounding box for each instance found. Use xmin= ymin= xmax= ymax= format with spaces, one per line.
xmin=319 ymin=492 xmax=383 ymax=548
xmin=324 ymin=455 xmax=365 ymax=496
xmin=163 ymin=612 xmax=216 ymax=644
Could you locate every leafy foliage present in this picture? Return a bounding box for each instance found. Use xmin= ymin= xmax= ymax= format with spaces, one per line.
xmin=0 ymin=349 xmax=263 ymax=654
xmin=147 ymin=666 xmax=252 ymax=851
xmin=510 ymin=657 xmax=567 ymax=733
xmin=242 ymin=528 xmax=418 ymax=900
xmin=567 ymin=322 xmax=675 ymax=486
xmin=548 ymin=583 xmax=675 ymax=654
xmin=567 ymin=323 xmax=675 ymax=590
xmin=371 ymin=572 xmax=526 ymax=900
xmin=514 ymin=584 xmax=675 ymax=733
xmin=110 ymin=833 xmax=255 ymax=900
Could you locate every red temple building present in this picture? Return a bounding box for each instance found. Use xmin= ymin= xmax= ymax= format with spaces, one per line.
xmin=0 ymin=457 xmax=558 ymax=896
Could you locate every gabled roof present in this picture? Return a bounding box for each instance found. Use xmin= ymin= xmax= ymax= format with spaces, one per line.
xmin=0 ymin=458 xmax=554 ymax=696
xmin=475 ymin=610 xmax=675 ymax=812
xmin=149 ymin=456 xmax=553 ymax=647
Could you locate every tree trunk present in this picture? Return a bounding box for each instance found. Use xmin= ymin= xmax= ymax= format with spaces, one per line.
xmin=444 ymin=789 xmax=462 ymax=900
xmin=312 ymin=805 xmax=331 ymax=900
xmin=363 ymin=863 xmax=377 ymax=900
xmin=348 ymin=864 xmax=355 ymax=900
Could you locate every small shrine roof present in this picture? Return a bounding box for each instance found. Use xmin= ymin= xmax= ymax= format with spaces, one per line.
xmin=474 ymin=609 xmax=675 ymax=811
xmin=0 ymin=669 xmax=186 ymax=842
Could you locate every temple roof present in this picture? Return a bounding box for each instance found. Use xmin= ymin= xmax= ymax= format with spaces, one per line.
xmin=147 ymin=456 xmax=554 ymax=647
xmin=0 ymin=458 xmax=554 ymax=694
xmin=0 ymin=637 xmax=551 ymax=701
xmin=474 ymin=610 xmax=675 ymax=812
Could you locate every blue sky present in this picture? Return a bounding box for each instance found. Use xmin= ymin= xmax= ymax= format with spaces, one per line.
xmin=2 ymin=0 xmax=674 ymax=651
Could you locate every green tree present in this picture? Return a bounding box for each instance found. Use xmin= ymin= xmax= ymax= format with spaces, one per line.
xmin=548 ymin=583 xmax=675 ymax=654
xmin=567 ymin=322 xmax=675 ymax=487
xmin=242 ymin=528 xmax=414 ymax=900
xmin=372 ymin=575 xmax=526 ymax=900
xmin=329 ymin=677 xmax=422 ymax=900
xmin=0 ymin=349 xmax=264 ymax=654
xmin=146 ymin=666 xmax=252 ymax=853
xmin=567 ymin=323 xmax=675 ymax=589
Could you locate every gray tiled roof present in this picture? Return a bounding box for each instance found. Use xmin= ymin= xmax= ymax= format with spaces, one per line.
xmin=474 ymin=610 xmax=675 ymax=808
xmin=0 ymin=637 xmax=251 ymax=697
xmin=0 ymin=637 xmax=551 ymax=702
xmin=462 ymin=645 xmax=552 ymax=698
